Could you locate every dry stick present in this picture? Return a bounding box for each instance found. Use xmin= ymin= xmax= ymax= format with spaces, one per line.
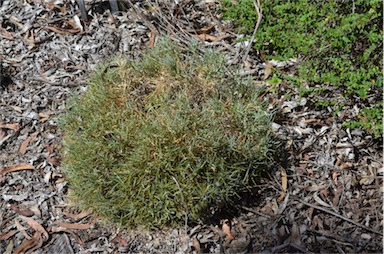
xmin=241 ymin=206 xmax=271 ymax=219
xmin=292 ymin=196 xmax=383 ymax=236
xmin=150 ymin=2 xmax=200 ymax=53
xmin=241 ymin=0 xmax=262 ymax=62
xmin=126 ymin=0 xmax=159 ymax=35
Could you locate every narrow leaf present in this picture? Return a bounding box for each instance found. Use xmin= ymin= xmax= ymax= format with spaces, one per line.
xmin=0 ymin=163 xmax=34 ymax=175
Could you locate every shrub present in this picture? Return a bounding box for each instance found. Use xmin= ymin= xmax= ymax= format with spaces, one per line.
xmin=60 ymin=39 xmax=277 ymax=229
xmin=222 ymin=0 xmax=383 ymax=137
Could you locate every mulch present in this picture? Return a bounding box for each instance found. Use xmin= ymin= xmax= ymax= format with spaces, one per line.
xmin=0 ymin=0 xmax=382 ymax=253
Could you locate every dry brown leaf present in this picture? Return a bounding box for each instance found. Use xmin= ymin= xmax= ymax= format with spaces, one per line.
xmin=47 ymin=156 xmax=61 ymax=166
xmin=149 ymin=31 xmax=156 ymax=48
xmin=10 ymin=204 xmax=34 ymax=217
xmin=222 ymin=220 xmax=234 ymax=241
xmin=55 ymin=177 xmax=65 ymax=184
xmin=263 ymin=63 xmax=273 ymax=80
xmin=62 ymin=209 xmax=93 ymax=220
xmin=19 ymin=132 xmax=38 ymax=155
xmin=19 ymin=136 xmax=32 ymax=155
xmin=58 ymin=6 xmax=68 ymax=15
xmin=112 ymin=235 xmax=128 ymax=247
xmin=29 ymin=231 xmax=45 ymax=253
xmin=192 ymin=237 xmax=201 ymax=253
xmin=340 ymin=162 xmax=353 ymax=170
xmin=278 ymin=166 xmax=288 ymax=202
xmin=49 ymin=225 xmax=67 ymax=233
xmin=1 ymin=29 xmax=13 ymax=40
xmin=44 ymin=3 xmax=55 ymax=9
xmin=195 ymin=33 xmax=226 ymax=42
xmin=187 ymin=25 xmax=215 ymax=34
xmin=38 ymin=113 xmax=49 ymax=122
xmin=335 ymin=154 xmax=344 ymax=166
xmin=0 ymin=230 xmax=18 ymax=240
xmin=13 ymin=238 xmax=36 ymax=254
xmin=299 ymin=119 xmax=320 ymax=124
xmin=332 ymin=187 xmax=342 ymax=208
xmin=18 ymin=209 xmax=34 ymax=217
xmin=0 ymin=163 xmax=34 ymax=175
xmin=44 ymin=144 xmax=54 ymax=154
xmin=53 ymin=221 xmax=93 ymax=230
xmin=19 ymin=215 xmax=49 ymax=240
xmin=332 ymin=171 xmax=340 ymax=185
xmin=49 ymin=226 xmax=84 ymax=245
xmin=313 ymin=215 xmax=324 ymax=231
xmin=320 ymin=188 xmax=329 ymax=198
xmin=0 ymin=123 xmax=20 ymax=131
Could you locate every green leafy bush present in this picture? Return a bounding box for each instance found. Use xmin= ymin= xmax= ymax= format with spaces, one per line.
xmin=60 ymin=39 xmax=276 ymax=229
xmin=222 ymin=0 xmax=383 ymax=137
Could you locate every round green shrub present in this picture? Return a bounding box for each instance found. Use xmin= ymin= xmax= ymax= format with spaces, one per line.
xmin=60 ymin=39 xmax=276 ymax=228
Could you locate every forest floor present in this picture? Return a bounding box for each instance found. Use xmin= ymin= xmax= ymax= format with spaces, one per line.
xmin=0 ymin=0 xmax=382 ymax=253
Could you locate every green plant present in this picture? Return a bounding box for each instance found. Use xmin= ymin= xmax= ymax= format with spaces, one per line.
xmin=60 ymin=39 xmax=277 ymax=229
xmin=343 ymin=105 xmax=383 ymax=138
xmin=222 ymin=0 xmax=383 ymax=137
xmin=222 ymin=0 xmax=257 ymax=33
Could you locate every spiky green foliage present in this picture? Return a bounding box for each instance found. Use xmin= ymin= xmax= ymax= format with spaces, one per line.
xmin=60 ymin=39 xmax=276 ymax=229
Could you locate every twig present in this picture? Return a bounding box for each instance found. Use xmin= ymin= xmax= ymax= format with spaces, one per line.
xmin=292 ymin=196 xmax=383 ymax=236
xmin=306 ymin=229 xmax=355 ymax=244
xmin=126 ymin=0 xmax=159 ymax=35
xmin=240 ymin=206 xmax=271 ymax=219
xmin=241 ymin=0 xmax=262 ymax=62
